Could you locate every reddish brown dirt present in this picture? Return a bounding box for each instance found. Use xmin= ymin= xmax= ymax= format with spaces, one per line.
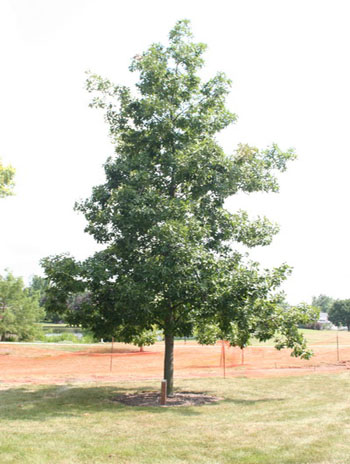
xmin=1 ymin=341 xmax=349 ymax=385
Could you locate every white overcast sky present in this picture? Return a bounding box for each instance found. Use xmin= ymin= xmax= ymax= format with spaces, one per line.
xmin=1 ymin=0 xmax=349 ymax=304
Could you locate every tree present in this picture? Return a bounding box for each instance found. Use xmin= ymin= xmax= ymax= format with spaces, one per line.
xmin=28 ymin=275 xmax=49 ymax=298
xmin=0 ymin=272 xmax=44 ymax=341
xmin=28 ymin=275 xmax=62 ymax=323
xmin=129 ymin=328 xmax=158 ymax=352
xmin=42 ymin=20 xmax=316 ymax=395
xmin=0 ymin=158 xmax=15 ymax=198
xmin=312 ymin=294 xmax=334 ymax=314
xmin=328 ymin=300 xmax=350 ymax=330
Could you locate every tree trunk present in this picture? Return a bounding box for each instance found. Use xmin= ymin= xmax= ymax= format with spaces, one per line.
xmin=164 ymin=310 xmax=175 ymax=396
xmin=164 ymin=332 xmax=174 ymax=396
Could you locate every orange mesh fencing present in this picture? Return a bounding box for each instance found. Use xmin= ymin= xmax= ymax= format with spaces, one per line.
xmin=0 ymin=340 xmax=349 ymax=385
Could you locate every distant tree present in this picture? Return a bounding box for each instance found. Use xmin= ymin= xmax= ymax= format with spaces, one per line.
xmin=28 ymin=275 xmax=62 ymax=323
xmin=0 ymin=158 xmax=15 ymax=198
xmin=194 ymin=323 xmax=222 ymax=346
xmin=328 ymin=300 xmax=350 ymax=331
xmin=28 ymin=275 xmax=48 ymax=303
xmin=0 ymin=272 xmax=44 ymax=341
xmin=129 ymin=328 xmax=158 ymax=352
xmin=312 ymin=295 xmax=334 ymax=314
xmin=41 ymin=20 xmax=316 ymax=395
xmin=44 ymin=286 xmax=158 ymax=350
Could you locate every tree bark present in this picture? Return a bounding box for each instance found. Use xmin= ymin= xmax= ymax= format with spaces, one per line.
xmin=164 ymin=332 xmax=174 ymax=396
xmin=164 ymin=310 xmax=175 ymax=396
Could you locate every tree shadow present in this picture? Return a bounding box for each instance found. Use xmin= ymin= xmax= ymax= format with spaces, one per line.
xmin=0 ymin=382 xmax=286 ymax=421
xmin=0 ymin=384 xmax=213 ymax=420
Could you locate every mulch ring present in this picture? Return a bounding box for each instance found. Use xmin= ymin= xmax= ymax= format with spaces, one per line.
xmin=113 ymin=391 xmax=221 ymax=407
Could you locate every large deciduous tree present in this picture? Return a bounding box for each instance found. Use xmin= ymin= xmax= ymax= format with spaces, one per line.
xmin=42 ymin=20 xmax=316 ymax=395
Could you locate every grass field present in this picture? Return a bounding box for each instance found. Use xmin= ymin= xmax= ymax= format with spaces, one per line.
xmin=1 ymin=374 xmax=350 ymax=464
xmin=250 ymin=328 xmax=350 ymax=347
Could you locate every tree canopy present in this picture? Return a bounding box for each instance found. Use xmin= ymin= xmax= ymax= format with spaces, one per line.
xmin=28 ymin=275 xmax=61 ymax=323
xmin=311 ymin=294 xmax=334 ymax=314
xmin=328 ymin=300 xmax=350 ymax=331
xmin=42 ymin=20 xmax=316 ymax=394
xmin=0 ymin=158 xmax=15 ymax=198
xmin=0 ymin=272 xmax=44 ymax=341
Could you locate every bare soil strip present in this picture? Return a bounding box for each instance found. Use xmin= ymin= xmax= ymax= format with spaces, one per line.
xmin=1 ymin=341 xmax=349 ymax=386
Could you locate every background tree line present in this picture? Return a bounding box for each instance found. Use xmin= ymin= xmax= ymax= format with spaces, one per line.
xmin=0 ymin=272 xmax=44 ymax=341
xmin=312 ymin=294 xmax=350 ymax=331
xmin=2 ymin=275 xmax=350 ymax=344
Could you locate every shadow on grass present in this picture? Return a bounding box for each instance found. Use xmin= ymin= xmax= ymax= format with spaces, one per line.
xmin=0 ymin=384 xmax=220 ymax=420
xmin=0 ymin=382 xmax=287 ymax=422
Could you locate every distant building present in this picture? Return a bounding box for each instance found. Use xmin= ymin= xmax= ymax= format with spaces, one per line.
xmin=319 ymin=312 xmax=329 ymax=325
xmin=318 ymin=312 xmax=338 ymax=329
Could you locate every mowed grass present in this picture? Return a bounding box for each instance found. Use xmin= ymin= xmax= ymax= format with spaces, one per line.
xmin=1 ymin=374 xmax=350 ymax=464
xmin=300 ymin=329 xmax=350 ymax=345
xmin=250 ymin=329 xmax=350 ymax=347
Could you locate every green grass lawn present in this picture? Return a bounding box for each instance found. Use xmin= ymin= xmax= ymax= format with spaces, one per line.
xmin=1 ymin=374 xmax=350 ymax=464
xmin=249 ymin=328 xmax=350 ymax=347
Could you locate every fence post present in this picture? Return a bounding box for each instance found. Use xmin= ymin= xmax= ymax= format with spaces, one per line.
xmin=160 ymin=379 xmax=167 ymax=405
xmin=222 ymin=341 xmax=226 ymax=378
xmin=336 ymin=331 xmax=340 ymax=362
xmin=109 ymin=337 xmax=114 ymax=372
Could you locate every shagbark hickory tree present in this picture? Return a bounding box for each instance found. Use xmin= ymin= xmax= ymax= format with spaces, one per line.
xmin=42 ymin=20 xmax=316 ymax=395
